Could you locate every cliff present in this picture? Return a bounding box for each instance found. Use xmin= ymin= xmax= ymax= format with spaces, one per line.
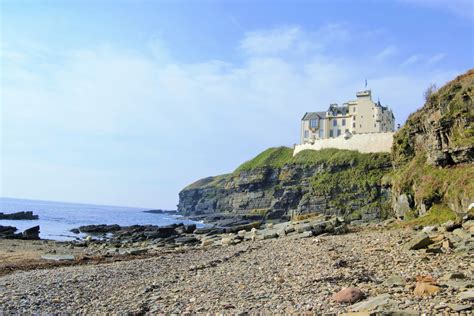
xmin=178 ymin=148 xmax=392 ymax=221
xmin=390 ymin=69 xmax=474 ymax=219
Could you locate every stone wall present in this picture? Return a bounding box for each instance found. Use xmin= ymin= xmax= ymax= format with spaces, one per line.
xmin=294 ymin=132 xmax=394 ymax=155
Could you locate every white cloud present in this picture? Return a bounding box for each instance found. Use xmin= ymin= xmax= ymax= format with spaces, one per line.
xmin=1 ymin=24 xmax=459 ymax=208
xmin=240 ymin=26 xmax=304 ymax=55
xmin=375 ymin=45 xmax=398 ymax=61
xmin=427 ymin=53 xmax=447 ymax=65
xmin=401 ymin=54 xmax=422 ymax=67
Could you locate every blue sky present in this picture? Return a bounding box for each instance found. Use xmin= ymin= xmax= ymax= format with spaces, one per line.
xmin=1 ymin=0 xmax=473 ymax=208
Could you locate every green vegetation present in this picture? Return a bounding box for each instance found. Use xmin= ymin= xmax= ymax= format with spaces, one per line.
xmin=235 ymin=147 xmax=390 ymax=173
xmin=390 ymin=69 xmax=473 ymax=220
xmin=234 ymin=147 xmax=294 ymax=171
xmin=389 ymin=153 xmax=473 ymax=213
xmin=184 ymin=174 xmax=231 ymax=190
xmin=393 ymin=204 xmax=457 ymax=227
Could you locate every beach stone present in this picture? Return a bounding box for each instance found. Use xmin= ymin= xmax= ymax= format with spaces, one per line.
xmin=350 ymin=294 xmax=396 ymax=312
xmin=383 ymin=275 xmax=405 ymax=287
xmin=295 ymin=223 xmax=312 ymax=233
xmin=422 ymin=225 xmax=437 ymax=233
xmin=413 ymin=282 xmax=440 ymax=296
xmin=41 ymin=254 xmax=75 ymax=261
xmin=331 ymin=287 xmax=365 ymax=303
xmin=299 ymin=231 xmax=313 ymax=238
xmin=174 ymin=236 xmax=198 ymax=245
xmin=448 ymin=304 xmax=472 ymax=312
xmin=453 ymin=228 xmax=470 ymax=239
xmin=403 ymin=232 xmax=432 ymax=250
xmin=443 ymin=220 xmax=462 ymax=232
xmin=201 ymin=239 xmax=213 ymax=247
xmin=457 ymin=290 xmax=474 ymax=301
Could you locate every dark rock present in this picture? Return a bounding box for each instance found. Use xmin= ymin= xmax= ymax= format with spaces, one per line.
xmin=0 ymin=211 xmax=39 ymax=220
xmin=75 ymin=224 xmax=121 ymax=234
xmin=194 ymin=227 xmax=225 ymax=235
xmin=22 ymin=226 xmax=40 ymax=240
xmin=0 ymin=225 xmax=18 ymax=238
xmin=174 ymin=236 xmax=198 ymax=245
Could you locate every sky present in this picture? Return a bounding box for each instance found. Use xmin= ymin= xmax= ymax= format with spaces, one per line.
xmin=1 ymin=0 xmax=473 ymax=209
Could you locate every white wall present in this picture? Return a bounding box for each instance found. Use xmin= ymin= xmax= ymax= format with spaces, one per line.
xmin=294 ymin=132 xmax=394 ymax=155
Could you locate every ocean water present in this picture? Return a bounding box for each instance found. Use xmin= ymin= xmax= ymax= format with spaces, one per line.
xmin=0 ymin=198 xmax=201 ymax=241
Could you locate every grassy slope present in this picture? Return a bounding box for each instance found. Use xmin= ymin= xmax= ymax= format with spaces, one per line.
xmin=235 ymin=147 xmax=390 ymax=172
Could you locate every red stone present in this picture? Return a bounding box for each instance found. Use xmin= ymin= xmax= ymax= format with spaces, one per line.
xmin=331 ymin=287 xmax=365 ymax=303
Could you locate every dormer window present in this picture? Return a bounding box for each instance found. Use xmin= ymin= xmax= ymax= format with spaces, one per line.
xmin=310 ymin=118 xmax=318 ymax=128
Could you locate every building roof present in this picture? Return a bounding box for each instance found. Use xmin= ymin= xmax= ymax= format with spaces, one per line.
xmin=327 ymin=104 xmax=348 ymax=115
xmin=302 ymin=111 xmax=327 ymax=120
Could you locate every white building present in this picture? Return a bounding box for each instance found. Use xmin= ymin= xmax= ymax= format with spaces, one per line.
xmin=300 ymin=90 xmax=395 ymax=144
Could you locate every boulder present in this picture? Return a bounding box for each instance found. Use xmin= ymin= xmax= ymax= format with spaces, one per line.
xmin=403 ymin=232 xmax=433 ymax=250
xmin=457 ymin=290 xmax=474 ymax=301
xmin=393 ymin=194 xmax=412 ymax=219
xmin=22 ymin=226 xmax=40 ymax=240
xmin=443 ymin=220 xmax=462 ymax=232
xmin=350 ymin=294 xmax=396 ymax=312
xmin=331 ymin=287 xmax=365 ymax=303
xmin=295 ymin=223 xmax=312 ymax=233
xmin=174 ymin=236 xmax=198 ymax=245
xmin=0 ymin=225 xmax=18 ymax=238
xmin=383 ymin=275 xmax=405 ymax=287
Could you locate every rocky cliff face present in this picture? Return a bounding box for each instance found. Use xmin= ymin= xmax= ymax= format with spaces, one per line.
xmin=178 ymin=148 xmax=392 ymax=222
xmin=390 ymin=69 xmax=474 ymax=218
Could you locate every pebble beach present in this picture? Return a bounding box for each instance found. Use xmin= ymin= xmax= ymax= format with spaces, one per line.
xmin=1 ymin=226 xmax=472 ymax=314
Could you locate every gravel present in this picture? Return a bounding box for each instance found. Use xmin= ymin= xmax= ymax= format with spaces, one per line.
xmin=0 ymin=228 xmax=472 ymax=314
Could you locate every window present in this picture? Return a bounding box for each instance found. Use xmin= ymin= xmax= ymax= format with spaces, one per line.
xmin=304 ymin=130 xmax=309 ymax=138
xmin=329 ymin=130 xmax=333 ymax=138
xmin=345 ymin=129 xmax=349 ymax=133
xmin=333 ymin=120 xmax=337 ymax=127
xmin=319 ymin=129 xmax=324 ymax=138
xmin=374 ymin=123 xmax=376 ymax=127
xmin=353 ymin=116 xmax=356 ymax=121
xmin=342 ymin=119 xmax=346 ymax=126
xmin=337 ymin=129 xmax=341 ymax=136
xmin=353 ymin=122 xmax=356 ymax=128
xmin=310 ymin=118 xmax=318 ymax=128
xmin=353 ymin=107 xmax=356 ymax=112
xmin=360 ymin=124 xmax=362 ymax=128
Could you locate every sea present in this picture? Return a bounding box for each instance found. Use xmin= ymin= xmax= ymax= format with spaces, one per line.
xmin=0 ymin=197 xmax=202 ymax=241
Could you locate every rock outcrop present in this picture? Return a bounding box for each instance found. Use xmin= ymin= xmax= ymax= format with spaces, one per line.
xmin=179 ymin=148 xmax=392 ymax=221
xmin=390 ymin=69 xmax=474 ymax=217
xmin=0 ymin=211 xmax=39 ymax=220
xmin=0 ymin=225 xmax=40 ymax=240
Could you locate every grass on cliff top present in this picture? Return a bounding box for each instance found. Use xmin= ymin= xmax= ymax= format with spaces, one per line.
xmin=235 ymin=147 xmax=390 ymax=172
